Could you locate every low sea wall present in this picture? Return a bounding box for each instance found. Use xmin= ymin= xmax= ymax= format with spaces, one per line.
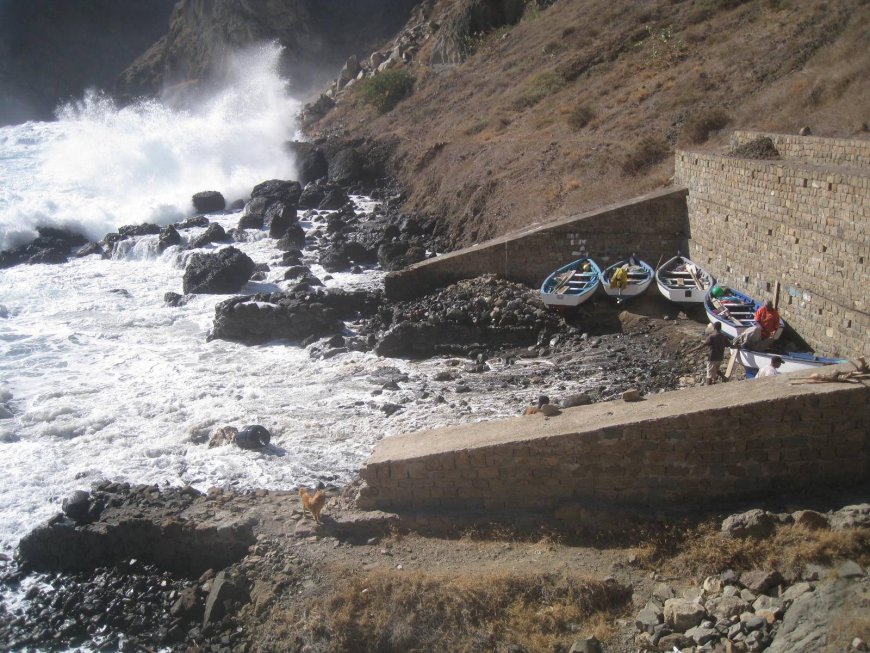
xmin=358 ymin=364 xmax=869 ymax=515
xmin=384 ymin=187 xmax=689 ymax=300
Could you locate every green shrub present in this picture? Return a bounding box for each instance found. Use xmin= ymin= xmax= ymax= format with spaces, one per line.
xmin=621 ymin=136 xmax=671 ymax=175
xmin=567 ymin=104 xmax=595 ymax=131
xmin=359 ymin=69 xmax=415 ymax=114
xmin=682 ymin=108 xmax=730 ymax=144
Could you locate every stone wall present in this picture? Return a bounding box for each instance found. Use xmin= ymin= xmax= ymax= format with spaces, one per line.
xmin=385 ymin=188 xmax=688 ymax=300
xmin=358 ymin=366 xmax=870 ymax=514
xmin=731 ymin=130 xmax=870 ymax=167
xmin=675 ymin=132 xmax=869 ymax=359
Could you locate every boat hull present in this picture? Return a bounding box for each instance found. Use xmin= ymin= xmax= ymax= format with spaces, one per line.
xmin=704 ymin=287 xmax=784 ymax=340
xmin=599 ymin=259 xmax=653 ymax=301
xmin=738 ymin=349 xmax=845 ymax=375
xmin=656 ymin=255 xmax=715 ymax=303
xmin=540 ymin=258 xmax=601 ymax=308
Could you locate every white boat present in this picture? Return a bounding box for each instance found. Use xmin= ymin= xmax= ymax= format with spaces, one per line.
xmin=540 ymin=258 xmax=601 ymax=308
xmin=704 ymin=286 xmax=784 ymax=340
xmin=599 ymin=258 xmax=654 ymax=302
xmin=739 ymin=349 xmax=846 ymax=376
xmin=656 ymin=255 xmax=715 ymax=303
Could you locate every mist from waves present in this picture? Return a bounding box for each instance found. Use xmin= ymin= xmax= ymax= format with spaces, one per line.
xmin=0 ymin=42 xmax=299 ymax=252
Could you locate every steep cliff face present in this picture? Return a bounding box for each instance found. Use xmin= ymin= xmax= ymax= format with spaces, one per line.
xmin=0 ymin=0 xmax=175 ymax=125
xmin=116 ymin=0 xmax=421 ymax=102
xmin=306 ymin=0 xmax=870 ymax=249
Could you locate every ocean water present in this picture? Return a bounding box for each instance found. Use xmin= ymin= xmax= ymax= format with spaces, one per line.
xmin=0 ymin=44 xmax=539 ymax=558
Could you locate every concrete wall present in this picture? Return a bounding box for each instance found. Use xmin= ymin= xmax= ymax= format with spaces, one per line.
xmin=385 ymin=188 xmax=689 ymax=300
xmin=675 ymin=132 xmax=870 ymax=359
xmin=358 ymin=365 xmax=870 ymax=514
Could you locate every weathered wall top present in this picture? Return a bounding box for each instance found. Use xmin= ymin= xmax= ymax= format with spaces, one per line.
xmin=732 ymin=130 xmax=870 ymax=168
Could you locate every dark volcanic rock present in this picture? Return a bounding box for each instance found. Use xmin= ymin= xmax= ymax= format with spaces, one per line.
xmin=276 ymin=225 xmax=306 ymax=250
xmin=158 ymin=225 xmax=182 ymax=252
xmin=192 ymin=190 xmax=226 ymax=213
xmin=298 ymin=181 xmax=327 ymax=209
xmin=285 ymin=141 xmax=328 ymax=184
xmin=210 ymin=292 xmax=344 ymax=344
xmin=251 ymin=179 xmax=302 ymax=208
xmin=328 ymin=147 xmax=364 ymax=186
xmin=378 ymin=239 xmax=427 ymax=270
xmin=319 ymin=186 xmax=350 ymax=210
xmin=366 ymin=275 xmax=564 ymax=358
xmin=0 ymin=227 xmax=88 ymax=268
xmin=75 ymin=242 xmax=105 ymax=258
xmin=182 ymin=247 xmax=255 ymax=294
xmin=119 ymin=223 xmax=161 ymax=238
xmin=177 ymin=216 xmax=211 ymax=230
xmin=234 ymin=425 xmax=272 ymax=449
xmin=189 ymin=223 xmax=228 ymax=249
xmin=267 ymin=203 xmax=298 ymax=239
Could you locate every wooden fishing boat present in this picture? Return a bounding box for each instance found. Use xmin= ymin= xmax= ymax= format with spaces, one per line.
xmin=540 ymin=258 xmax=601 ymax=309
xmin=599 ymin=258 xmax=654 ymax=302
xmin=739 ymin=349 xmax=846 ymax=377
xmin=704 ymin=286 xmax=784 ymax=339
xmin=655 ymin=255 xmax=715 ymax=303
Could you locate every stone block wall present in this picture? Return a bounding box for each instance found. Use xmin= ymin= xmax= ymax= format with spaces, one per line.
xmin=732 ymin=130 xmax=870 ymax=167
xmin=675 ymin=132 xmax=869 ymax=358
xmin=358 ymin=368 xmax=870 ymax=514
xmin=385 ymin=188 xmax=688 ymax=300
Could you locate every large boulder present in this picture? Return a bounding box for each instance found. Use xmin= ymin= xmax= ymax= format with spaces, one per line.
xmin=663 ymin=598 xmax=706 ymax=631
xmin=0 ymin=227 xmax=88 ymax=268
xmin=276 ymin=225 xmax=306 ymax=251
xmin=210 ymin=292 xmax=343 ymax=344
xmin=284 ymin=141 xmax=328 ymax=185
xmin=327 ymin=147 xmax=364 ymax=186
xmin=192 ymin=190 xmax=226 ymax=214
xmin=182 ymin=247 xmax=255 ymax=294
xmin=377 ymin=239 xmax=427 ymax=271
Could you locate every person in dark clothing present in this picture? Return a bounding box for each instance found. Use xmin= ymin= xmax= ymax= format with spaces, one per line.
xmin=688 ymin=321 xmax=732 ymax=385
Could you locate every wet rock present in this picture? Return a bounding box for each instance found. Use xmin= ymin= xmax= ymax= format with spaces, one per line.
xmin=192 ymin=191 xmax=226 ymax=214
xmin=189 ymin=223 xmax=228 ymax=249
xmin=319 ymin=187 xmax=350 ymax=210
xmin=210 ymin=292 xmax=343 ymax=345
xmin=234 ymin=425 xmax=271 ymax=450
xmin=75 ymin=242 xmax=105 ymax=258
xmin=176 ymin=216 xmax=210 ymax=230
xmin=164 ymin=292 xmax=191 ymax=307
xmin=119 ymin=223 xmax=161 ymax=237
xmin=62 ymin=490 xmax=92 ymax=525
xmin=208 ymin=426 xmax=238 ymax=448
xmin=276 ymin=224 xmax=306 ymax=250
xmin=284 ymin=141 xmax=327 ymax=185
xmin=182 ymin=247 xmax=255 ymax=294
xmin=158 ymin=225 xmax=182 ymax=252
xmin=327 ymin=147 xmax=363 ymax=186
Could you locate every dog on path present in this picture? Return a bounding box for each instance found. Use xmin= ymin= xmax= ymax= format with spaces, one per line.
xmin=299 ymin=487 xmax=327 ymax=523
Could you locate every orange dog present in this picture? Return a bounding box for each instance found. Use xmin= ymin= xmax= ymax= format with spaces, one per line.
xmin=299 ymin=487 xmax=327 ymax=523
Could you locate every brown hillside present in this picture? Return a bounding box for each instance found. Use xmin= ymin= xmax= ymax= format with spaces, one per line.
xmin=307 ymin=0 xmax=870 ymax=250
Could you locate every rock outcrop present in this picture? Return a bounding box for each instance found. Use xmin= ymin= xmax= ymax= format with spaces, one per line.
xmin=182 ymin=247 xmax=255 ymax=294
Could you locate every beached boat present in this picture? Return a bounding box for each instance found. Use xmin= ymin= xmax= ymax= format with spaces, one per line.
xmin=704 ymin=286 xmax=784 ymax=339
xmin=599 ymin=258 xmax=654 ymax=302
xmin=739 ymin=349 xmax=846 ymax=377
xmin=656 ymin=255 xmax=715 ymax=303
xmin=540 ymin=258 xmax=601 ymax=308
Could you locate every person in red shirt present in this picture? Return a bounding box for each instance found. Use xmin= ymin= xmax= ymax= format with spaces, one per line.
xmin=753 ymin=300 xmax=780 ymax=350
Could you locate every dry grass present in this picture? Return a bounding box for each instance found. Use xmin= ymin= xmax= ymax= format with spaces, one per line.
xmin=681 ymin=107 xmax=730 ymax=144
xmin=621 ymin=136 xmax=671 ymax=176
xmin=268 ymin=570 xmax=630 ymax=653
xmin=636 ymin=522 xmax=870 ymax=580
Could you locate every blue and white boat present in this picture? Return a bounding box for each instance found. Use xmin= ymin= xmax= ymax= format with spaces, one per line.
xmin=739 ymin=349 xmax=846 ymax=376
xmin=656 ymin=255 xmax=715 ymax=303
xmin=704 ymin=286 xmax=784 ymax=340
xmin=599 ymin=258 xmax=654 ymax=302
xmin=540 ymin=258 xmax=601 ymax=309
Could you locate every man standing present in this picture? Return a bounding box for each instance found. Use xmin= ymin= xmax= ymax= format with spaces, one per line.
xmin=689 ymin=321 xmax=732 ymax=385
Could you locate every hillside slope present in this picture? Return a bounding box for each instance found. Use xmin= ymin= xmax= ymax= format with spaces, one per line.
xmin=306 ymin=0 xmax=870 ymax=249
